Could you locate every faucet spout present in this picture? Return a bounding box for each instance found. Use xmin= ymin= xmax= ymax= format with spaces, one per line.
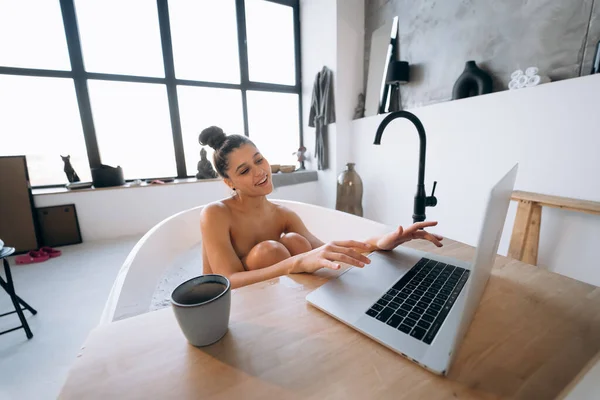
xmin=374 ymin=111 xmax=427 ymax=186
xmin=373 ymin=111 xmax=436 ymax=223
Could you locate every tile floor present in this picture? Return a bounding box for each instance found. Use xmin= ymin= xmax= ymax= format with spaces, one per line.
xmin=0 ymin=236 xmax=140 ymax=400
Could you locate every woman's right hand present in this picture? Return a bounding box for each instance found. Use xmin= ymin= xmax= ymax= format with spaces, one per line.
xmin=290 ymin=240 xmax=374 ymax=274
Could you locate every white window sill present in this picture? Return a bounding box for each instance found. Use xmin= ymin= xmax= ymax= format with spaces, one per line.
xmin=32 ymin=170 xmax=318 ymax=196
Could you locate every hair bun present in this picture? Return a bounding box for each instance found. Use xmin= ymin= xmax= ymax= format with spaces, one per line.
xmin=199 ymin=126 xmax=227 ymax=150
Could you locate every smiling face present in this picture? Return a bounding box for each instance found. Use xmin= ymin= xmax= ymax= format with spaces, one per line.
xmin=224 ymin=143 xmax=273 ymax=196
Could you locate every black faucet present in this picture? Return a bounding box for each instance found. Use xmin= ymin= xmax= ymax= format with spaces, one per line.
xmin=373 ymin=111 xmax=437 ymax=223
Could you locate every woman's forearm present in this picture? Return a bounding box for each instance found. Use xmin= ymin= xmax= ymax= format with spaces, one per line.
xmin=227 ymin=256 xmax=299 ymax=289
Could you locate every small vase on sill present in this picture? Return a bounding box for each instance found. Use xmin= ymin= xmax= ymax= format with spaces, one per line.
xmin=336 ymin=163 xmax=363 ymax=217
xmin=452 ymin=60 xmax=493 ymax=100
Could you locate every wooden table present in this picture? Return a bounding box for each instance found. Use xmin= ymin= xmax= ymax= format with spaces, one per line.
xmin=557 ymin=350 xmax=600 ymax=399
xmin=59 ymin=239 xmax=600 ymax=399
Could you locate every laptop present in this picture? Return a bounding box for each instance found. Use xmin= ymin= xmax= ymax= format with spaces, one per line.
xmin=306 ymin=164 xmax=518 ymax=375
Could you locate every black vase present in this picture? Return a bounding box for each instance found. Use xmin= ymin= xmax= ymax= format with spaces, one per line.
xmin=91 ymin=164 xmax=125 ymax=188
xmin=452 ymin=61 xmax=493 ymax=100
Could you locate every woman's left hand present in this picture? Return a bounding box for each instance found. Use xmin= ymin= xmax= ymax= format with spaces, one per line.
xmin=375 ymin=221 xmax=443 ymax=251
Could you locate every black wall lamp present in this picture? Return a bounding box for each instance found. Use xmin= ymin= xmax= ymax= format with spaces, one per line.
xmin=383 ymin=60 xmax=410 ymax=112
xmin=387 ymin=60 xmax=410 ymax=84
xmin=377 ymin=16 xmax=410 ymax=114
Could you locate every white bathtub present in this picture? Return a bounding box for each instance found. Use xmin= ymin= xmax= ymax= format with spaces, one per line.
xmin=100 ymin=200 xmax=391 ymax=325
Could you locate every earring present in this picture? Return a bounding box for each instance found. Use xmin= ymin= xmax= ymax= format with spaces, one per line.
xmin=232 ymin=187 xmax=236 ymax=191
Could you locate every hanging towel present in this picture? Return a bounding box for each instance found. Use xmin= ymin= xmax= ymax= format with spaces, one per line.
xmin=308 ymin=66 xmax=336 ymax=170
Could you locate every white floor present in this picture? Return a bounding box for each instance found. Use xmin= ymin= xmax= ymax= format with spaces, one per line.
xmin=0 ymin=236 xmax=141 ymax=400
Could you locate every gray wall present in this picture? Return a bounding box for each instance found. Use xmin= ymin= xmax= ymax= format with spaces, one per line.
xmin=365 ymin=0 xmax=600 ymax=109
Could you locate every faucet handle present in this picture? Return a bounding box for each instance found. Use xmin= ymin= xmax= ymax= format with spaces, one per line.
xmin=426 ymin=181 xmax=437 ymax=207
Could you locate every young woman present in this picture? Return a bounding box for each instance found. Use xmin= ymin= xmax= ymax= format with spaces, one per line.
xmin=199 ymin=126 xmax=443 ymax=289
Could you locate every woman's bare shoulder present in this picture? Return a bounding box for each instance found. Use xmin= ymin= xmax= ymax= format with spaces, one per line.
xmin=271 ymin=202 xmax=292 ymax=215
xmin=271 ymin=203 xmax=301 ymax=223
xmin=200 ymin=201 xmax=232 ymax=224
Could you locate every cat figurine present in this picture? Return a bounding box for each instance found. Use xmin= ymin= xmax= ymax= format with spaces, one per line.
xmin=61 ymin=155 xmax=81 ymax=183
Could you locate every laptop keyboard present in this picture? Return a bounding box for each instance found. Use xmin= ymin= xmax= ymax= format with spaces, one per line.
xmin=365 ymin=257 xmax=469 ymax=344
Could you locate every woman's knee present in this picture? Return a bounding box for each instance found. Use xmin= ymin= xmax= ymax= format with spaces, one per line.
xmin=244 ymin=240 xmax=291 ymax=271
xmin=279 ymin=233 xmax=312 ymax=256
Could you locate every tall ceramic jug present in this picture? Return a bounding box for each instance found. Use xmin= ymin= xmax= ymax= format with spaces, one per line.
xmin=336 ymin=163 xmax=363 ymax=217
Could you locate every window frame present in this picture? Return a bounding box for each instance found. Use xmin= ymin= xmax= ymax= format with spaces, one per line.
xmin=0 ymin=0 xmax=303 ymax=188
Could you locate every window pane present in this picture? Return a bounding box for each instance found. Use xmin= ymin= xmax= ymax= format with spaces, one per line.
xmin=169 ymin=0 xmax=240 ymax=83
xmin=88 ymin=81 xmax=176 ymax=179
xmin=74 ymin=0 xmax=164 ymax=77
xmin=0 ymin=1 xmax=70 ymax=70
xmin=246 ymin=91 xmax=299 ymax=165
xmin=245 ymin=0 xmax=296 ymax=85
xmin=0 ymin=76 xmax=91 ymax=186
xmin=177 ymin=86 xmax=244 ymax=176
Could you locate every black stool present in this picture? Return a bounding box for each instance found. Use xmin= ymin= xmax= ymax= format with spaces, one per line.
xmin=0 ymin=247 xmax=37 ymax=339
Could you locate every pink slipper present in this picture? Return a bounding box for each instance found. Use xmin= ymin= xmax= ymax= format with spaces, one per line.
xmin=16 ymin=250 xmax=50 ymax=265
xmin=40 ymin=246 xmax=62 ymax=258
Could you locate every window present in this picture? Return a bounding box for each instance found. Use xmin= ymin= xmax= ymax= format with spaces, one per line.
xmin=0 ymin=1 xmax=71 ymax=70
xmin=0 ymin=0 xmax=302 ymax=187
xmin=169 ymin=0 xmax=240 ymax=83
xmin=247 ymin=91 xmax=299 ymax=165
xmin=88 ymin=80 xmax=176 ymax=179
xmin=245 ymin=0 xmax=296 ymax=85
xmin=75 ymin=0 xmax=165 ymax=77
xmin=0 ymin=75 xmax=91 ymax=186
xmin=177 ymin=86 xmax=244 ymax=176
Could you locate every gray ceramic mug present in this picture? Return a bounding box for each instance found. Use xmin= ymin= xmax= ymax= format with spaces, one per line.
xmin=171 ymin=274 xmax=231 ymax=347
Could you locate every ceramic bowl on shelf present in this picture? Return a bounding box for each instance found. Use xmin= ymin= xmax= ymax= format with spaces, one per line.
xmin=279 ymin=165 xmax=296 ymax=173
xmin=271 ymin=165 xmax=281 ymax=173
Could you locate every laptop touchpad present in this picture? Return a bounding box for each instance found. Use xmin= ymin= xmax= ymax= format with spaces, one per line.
xmin=341 ymin=251 xmax=416 ymax=295
xmin=308 ymin=250 xmax=419 ymax=324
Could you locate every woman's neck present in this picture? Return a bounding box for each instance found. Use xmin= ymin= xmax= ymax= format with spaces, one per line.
xmin=231 ymin=192 xmax=268 ymax=211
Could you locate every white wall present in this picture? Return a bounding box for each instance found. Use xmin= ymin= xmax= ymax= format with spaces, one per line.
xmin=300 ymin=0 xmax=365 ymax=209
xmin=335 ymin=0 xmax=364 ymax=172
xmin=348 ymin=74 xmax=600 ymax=286
xmin=300 ymin=0 xmax=337 ymax=208
xmin=34 ymin=180 xmax=320 ymax=242
xmin=298 ymin=1 xmax=600 ymax=286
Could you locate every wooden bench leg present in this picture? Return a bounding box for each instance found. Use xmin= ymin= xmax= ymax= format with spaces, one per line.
xmin=523 ymin=203 xmax=542 ymax=266
xmin=508 ymin=200 xmax=542 ymax=265
xmin=509 ymin=201 xmax=533 ymax=261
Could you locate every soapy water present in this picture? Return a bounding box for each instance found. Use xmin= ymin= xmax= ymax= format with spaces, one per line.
xmin=151 ymin=244 xmax=204 ymax=311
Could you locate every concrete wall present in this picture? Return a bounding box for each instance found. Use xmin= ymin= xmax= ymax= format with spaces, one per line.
xmin=34 ymin=180 xmax=320 ymax=242
xmin=348 ymin=74 xmax=600 ymax=287
xmin=365 ymin=0 xmax=600 ymax=109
